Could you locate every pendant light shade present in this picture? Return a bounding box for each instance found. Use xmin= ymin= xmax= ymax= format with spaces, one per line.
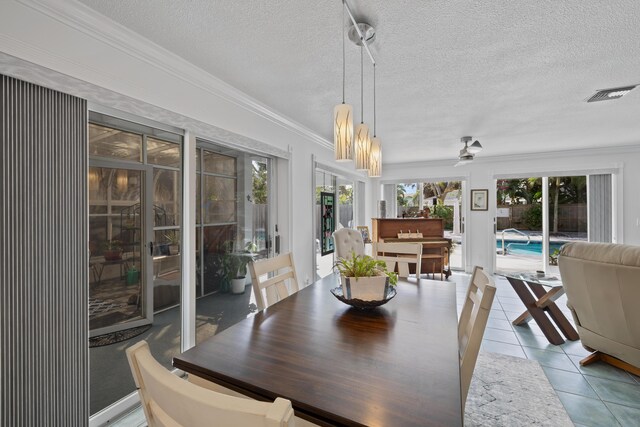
xmin=368 ymin=136 xmax=381 ymax=177
xmin=88 ymin=167 xmax=100 ymax=191
xmin=334 ymin=103 xmax=353 ymax=161
xmin=116 ymin=169 xmax=128 ymax=191
xmin=354 ymin=123 xmax=371 ymax=170
xmin=367 ymin=61 xmax=381 ymax=177
xmin=354 ymin=43 xmax=370 ymax=171
xmin=334 ymin=3 xmax=353 ymax=162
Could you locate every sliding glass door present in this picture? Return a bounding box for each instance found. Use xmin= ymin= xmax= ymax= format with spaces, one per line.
xmin=495 ymin=177 xmax=545 ymax=273
xmin=88 ymin=113 xmax=281 ymax=421
xmin=495 ymin=175 xmax=594 ymax=274
xmin=88 ymin=115 xmax=183 ymax=415
xmin=195 ymin=142 xmax=274 ymax=344
xmin=89 ymin=163 xmax=152 ymax=335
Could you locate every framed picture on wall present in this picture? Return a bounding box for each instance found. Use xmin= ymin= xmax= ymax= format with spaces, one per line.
xmin=320 ymin=192 xmax=335 ymax=256
xmin=471 ymin=189 xmax=489 ymax=211
xmin=356 ymin=225 xmax=371 ymax=243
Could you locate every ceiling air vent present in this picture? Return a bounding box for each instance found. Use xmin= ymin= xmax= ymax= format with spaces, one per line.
xmin=587 ymin=85 xmax=637 ymax=102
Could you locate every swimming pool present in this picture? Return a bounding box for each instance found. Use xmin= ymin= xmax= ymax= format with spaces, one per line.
xmin=498 ymin=239 xmax=568 ymax=255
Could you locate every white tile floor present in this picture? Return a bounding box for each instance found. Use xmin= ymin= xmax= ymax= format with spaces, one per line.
xmin=109 ymin=272 xmax=640 ymax=427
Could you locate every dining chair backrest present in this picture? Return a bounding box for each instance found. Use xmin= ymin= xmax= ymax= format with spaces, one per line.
xmin=125 ymin=341 xmax=295 ymax=427
xmin=373 ymin=242 xmax=422 ymax=278
xmin=332 ymin=228 xmax=365 ymax=259
xmin=249 ymin=252 xmax=300 ymax=310
xmin=458 ymin=266 xmax=496 ymax=409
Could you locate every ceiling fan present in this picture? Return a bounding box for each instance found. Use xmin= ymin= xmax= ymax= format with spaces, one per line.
xmin=454 ymin=136 xmax=483 ymax=167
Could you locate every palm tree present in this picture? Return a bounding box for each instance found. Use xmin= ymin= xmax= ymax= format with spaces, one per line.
xmin=396 ymin=184 xmax=407 ymax=207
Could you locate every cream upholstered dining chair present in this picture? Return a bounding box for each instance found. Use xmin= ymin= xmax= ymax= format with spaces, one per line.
xmin=125 ymin=341 xmax=295 ymax=427
xmin=249 ymin=252 xmax=300 ymax=310
xmin=373 ymin=242 xmax=422 ymax=278
xmin=332 ymin=228 xmax=365 ymax=259
xmin=458 ymin=266 xmax=496 ymax=409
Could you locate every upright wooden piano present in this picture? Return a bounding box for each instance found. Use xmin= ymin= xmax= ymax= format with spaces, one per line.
xmin=371 ymin=218 xmax=452 ymax=279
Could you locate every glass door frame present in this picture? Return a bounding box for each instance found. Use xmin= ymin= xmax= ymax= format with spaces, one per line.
xmin=89 ymin=158 xmax=155 ymax=337
xmin=266 ymin=156 xmax=277 ymax=258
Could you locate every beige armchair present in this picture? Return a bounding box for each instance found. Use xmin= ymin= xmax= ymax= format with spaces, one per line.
xmin=332 ymin=228 xmax=365 ymax=259
xmin=558 ymin=242 xmax=640 ymax=376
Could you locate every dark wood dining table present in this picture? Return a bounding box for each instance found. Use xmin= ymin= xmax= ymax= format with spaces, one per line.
xmin=173 ymin=274 xmax=462 ymax=427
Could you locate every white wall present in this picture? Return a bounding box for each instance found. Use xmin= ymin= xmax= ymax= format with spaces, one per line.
xmin=377 ymin=147 xmax=640 ymax=273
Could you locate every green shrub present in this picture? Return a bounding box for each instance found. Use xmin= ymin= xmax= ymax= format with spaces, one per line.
xmin=523 ymin=204 xmax=542 ymax=229
xmin=430 ymin=204 xmax=454 ymax=229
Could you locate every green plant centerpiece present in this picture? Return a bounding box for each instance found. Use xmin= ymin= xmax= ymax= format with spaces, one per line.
xmin=334 ymin=252 xmax=398 ymax=301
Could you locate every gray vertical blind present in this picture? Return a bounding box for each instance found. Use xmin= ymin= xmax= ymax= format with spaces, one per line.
xmin=1 ymin=75 xmax=88 ymax=425
xmin=588 ymin=174 xmax=613 ymax=243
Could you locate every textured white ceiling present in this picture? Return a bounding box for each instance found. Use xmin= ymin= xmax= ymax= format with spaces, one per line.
xmin=78 ymin=0 xmax=640 ymax=163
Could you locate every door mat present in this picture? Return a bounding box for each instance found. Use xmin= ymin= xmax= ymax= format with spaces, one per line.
xmin=89 ymin=324 xmax=151 ymax=348
xmin=89 ymin=298 xmax=126 ymax=318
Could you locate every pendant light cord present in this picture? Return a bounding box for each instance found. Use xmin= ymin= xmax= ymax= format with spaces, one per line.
xmin=373 ymin=63 xmax=376 ymax=137
xmin=341 ymin=0 xmax=345 ymax=104
xmin=360 ymin=45 xmax=364 ymax=123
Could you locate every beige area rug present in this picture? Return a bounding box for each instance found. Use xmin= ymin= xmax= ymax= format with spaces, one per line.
xmin=465 ymin=352 xmax=573 ymax=426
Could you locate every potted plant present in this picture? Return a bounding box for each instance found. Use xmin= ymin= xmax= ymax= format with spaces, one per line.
xmin=334 ymin=252 xmax=398 ymax=301
xmin=228 ymin=253 xmax=252 ymax=294
xmin=102 ymin=240 xmax=123 ymax=261
xmin=164 ymin=231 xmax=180 ymax=255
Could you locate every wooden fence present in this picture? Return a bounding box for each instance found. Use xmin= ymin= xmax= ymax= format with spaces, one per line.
xmin=497 ymin=203 xmax=587 ymax=232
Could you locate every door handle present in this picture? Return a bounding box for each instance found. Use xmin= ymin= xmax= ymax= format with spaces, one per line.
xmin=149 ymin=241 xmax=154 ymax=256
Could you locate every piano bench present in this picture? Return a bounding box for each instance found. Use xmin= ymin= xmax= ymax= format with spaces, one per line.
xmin=421 ymin=254 xmax=445 ymax=281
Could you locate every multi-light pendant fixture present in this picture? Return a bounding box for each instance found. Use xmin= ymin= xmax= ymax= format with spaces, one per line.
xmin=333 ymin=0 xmax=381 ymax=177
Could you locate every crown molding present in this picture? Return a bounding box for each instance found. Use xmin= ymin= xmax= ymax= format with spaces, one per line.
xmin=15 ymin=0 xmax=333 ymax=150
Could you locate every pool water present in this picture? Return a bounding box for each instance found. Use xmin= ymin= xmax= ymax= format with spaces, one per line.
xmin=499 ymin=239 xmax=567 ymax=255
